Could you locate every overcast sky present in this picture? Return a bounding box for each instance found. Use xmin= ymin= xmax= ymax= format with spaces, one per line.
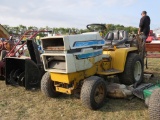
xmin=0 ymin=0 xmax=160 ymax=29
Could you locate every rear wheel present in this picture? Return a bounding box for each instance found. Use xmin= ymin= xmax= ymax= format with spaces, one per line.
xmin=80 ymin=76 xmax=106 ymax=110
xmin=118 ymin=53 xmax=143 ymax=85
xmin=41 ymin=72 xmax=60 ymax=98
xmin=149 ymin=89 xmax=160 ymax=120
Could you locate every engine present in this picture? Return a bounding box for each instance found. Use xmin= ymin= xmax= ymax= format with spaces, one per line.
xmin=41 ymin=32 xmax=105 ymax=73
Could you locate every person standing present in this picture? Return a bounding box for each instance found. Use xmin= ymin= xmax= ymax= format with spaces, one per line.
xmin=138 ymin=11 xmax=151 ymax=41
xmin=138 ymin=11 xmax=151 ymax=71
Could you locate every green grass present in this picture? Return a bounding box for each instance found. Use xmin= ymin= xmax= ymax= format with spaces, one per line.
xmin=0 ymin=58 xmax=160 ymax=120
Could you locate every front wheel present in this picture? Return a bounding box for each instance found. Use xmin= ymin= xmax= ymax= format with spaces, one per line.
xmin=41 ymin=72 xmax=60 ymax=98
xmin=118 ymin=53 xmax=143 ymax=85
xmin=80 ymin=76 xmax=106 ymax=110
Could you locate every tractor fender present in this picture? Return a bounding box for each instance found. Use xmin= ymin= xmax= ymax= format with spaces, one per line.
xmin=103 ymin=47 xmax=138 ymax=71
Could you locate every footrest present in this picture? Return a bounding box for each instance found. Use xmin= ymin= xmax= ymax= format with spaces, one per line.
xmin=97 ymin=69 xmax=122 ymax=75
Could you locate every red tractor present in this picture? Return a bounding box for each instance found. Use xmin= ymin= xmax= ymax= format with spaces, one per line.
xmin=146 ymin=30 xmax=157 ymax=43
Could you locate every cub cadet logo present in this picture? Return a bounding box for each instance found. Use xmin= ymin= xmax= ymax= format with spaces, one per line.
xmin=76 ymin=50 xmax=102 ymax=59
xmin=80 ymin=42 xmax=88 ymax=47
xmin=73 ymin=40 xmax=105 ymax=47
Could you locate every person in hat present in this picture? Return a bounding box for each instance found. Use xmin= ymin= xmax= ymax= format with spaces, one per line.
xmin=138 ymin=11 xmax=151 ymax=41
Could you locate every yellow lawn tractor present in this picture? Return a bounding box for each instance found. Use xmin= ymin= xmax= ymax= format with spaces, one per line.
xmin=40 ymin=24 xmax=144 ymax=110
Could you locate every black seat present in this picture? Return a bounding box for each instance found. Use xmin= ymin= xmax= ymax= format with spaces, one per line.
xmin=104 ymin=30 xmax=128 ymax=46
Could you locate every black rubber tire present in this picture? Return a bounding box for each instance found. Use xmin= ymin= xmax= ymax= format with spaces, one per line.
xmin=0 ymin=50 xmax=7 ymax=61
xmin=41 ymin=72 xmax=60 ymax=98
xmin=149 ymin=89 xmax=160 ymax=120
xmin=118 ymin=53 xmax=143 ymax=85
xmin=80 ymin=76 xmax=106 ymax=110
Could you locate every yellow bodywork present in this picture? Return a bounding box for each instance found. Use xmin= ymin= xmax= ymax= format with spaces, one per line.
xmin=50 ymin=62 xmax=101 ymax=94
xmin=50 ymin=47 xmax=138 ymax=94
xmin=103 ymin=47 xmax=137 ymax=71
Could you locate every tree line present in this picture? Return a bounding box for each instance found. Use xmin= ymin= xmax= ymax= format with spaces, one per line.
xmin=2 ymin=24 xmax=138 ymax=37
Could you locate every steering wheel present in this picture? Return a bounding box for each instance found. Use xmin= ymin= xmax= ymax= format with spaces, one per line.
xmin=86 ymin=24 xmax=106 ymax=32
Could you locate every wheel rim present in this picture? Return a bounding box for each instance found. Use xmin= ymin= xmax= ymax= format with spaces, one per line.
xmin=94 ymin=83 xmax=105 ymax=104
xmin=134 ymin=61 xmax=142 ymax=81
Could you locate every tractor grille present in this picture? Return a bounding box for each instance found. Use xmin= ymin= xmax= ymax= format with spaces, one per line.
xmin=43 ymin=55 xmax=66 ymax=72
xmin=41 ymin=37 xmax=64 ymax=51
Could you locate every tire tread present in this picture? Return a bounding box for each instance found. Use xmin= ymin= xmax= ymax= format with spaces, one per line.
xmin=149 ymin=89 xmax=160 ymax=120
xmin=80 ymin=76 xmax=106 ymax=110
xmin=41 ymin=72 xmax=60 ymax=98
xmin=118 ymin=53 xmax=143 ymax=85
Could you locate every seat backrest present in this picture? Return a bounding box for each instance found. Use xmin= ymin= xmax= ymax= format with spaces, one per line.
xmin=104 ymin=30 xmax=128 ymax=46
xmin=104 ymin=31 xmax=113 ymax=40
xmin=114 ymin=30 xmax=128 ymax=45
xmin=113 ymin=30 xmax=119 ymax=40
xmin=119 ymin=30 xmax=128 ymax=40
